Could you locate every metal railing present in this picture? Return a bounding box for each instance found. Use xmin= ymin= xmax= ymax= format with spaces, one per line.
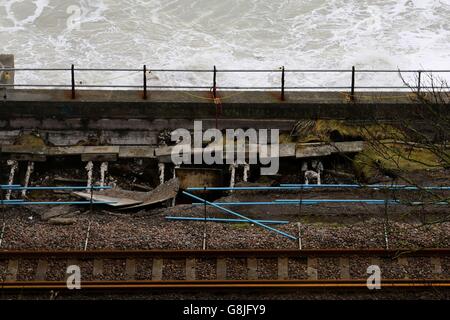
xmin=1 ymin=65 xmax=450 ymax=100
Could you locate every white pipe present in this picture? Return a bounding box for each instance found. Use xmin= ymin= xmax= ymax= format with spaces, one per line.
xmin=243 ymin=163 xmax=250 ymax=182
xmin=100 ymin=162 xmax=108 ymax=187
xmin=317 ymin=161 xmax=323 ymax=185
xmin=21 ymin=161 xmax=34 ymax=197
xmin=305 ymin=170 xmax=320 ymax=186
xmin=6 ymin=160 xmax=18 ymax=200
xmin=173 ymin=165 xmax=179 ymax=179
xmin=158 ymin=163 xmax=165 ymax=185
xmin=85 ymin=161 xmax=94 ymax=191
xmin=229 ymin=162 xmax=237 ymax=190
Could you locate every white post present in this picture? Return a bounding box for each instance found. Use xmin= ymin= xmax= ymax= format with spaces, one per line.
xmin=173 ymin=165 xmax=179 ymax=179
xmin=304 ymin=170 xmax=310 ymax=185
xmin=21 ymin=161 xmax=34 ymax=197
xmin=100 ymin=162 xmax=108 ymax=187
xmin=6 ymin=160 xmax=18 ymax=200
xmin=158 ymin=163 xmax=165 ymax=185
xmin=229 ymin=162 xmax=237 ymax=190
xmin=85 ymin=161 xmax=94 ymax=191
xmin=171 ymin=166 xmax=180 ymax=207
xmin=316 ymin=161 xmax=323 ymax=185
xmin=243 ymin=163 xmax=250 ymax=182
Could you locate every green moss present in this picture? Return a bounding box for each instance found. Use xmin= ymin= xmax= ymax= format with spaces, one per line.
xmin=14 ymin=133 xmax=46 ymax=147
xmin=353 ymin=142 xmax=443 ymax=180
xmin=291 ymin=120 xmax=403 ymax=143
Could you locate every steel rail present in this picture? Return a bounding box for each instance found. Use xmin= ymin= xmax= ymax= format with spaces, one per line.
xmin=1 ymin=279 xmax=449 ymax=290
xmin=0 ymin=248 xmax=449 ymax=258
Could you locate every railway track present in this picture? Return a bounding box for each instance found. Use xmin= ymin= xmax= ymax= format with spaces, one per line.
xmin=1 ymin=279 xmax=450 ymax=290
xmin=0 ymin=248 xmax=449 ymax=290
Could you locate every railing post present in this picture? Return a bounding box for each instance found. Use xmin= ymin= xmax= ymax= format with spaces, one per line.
xmin=71 ymin=64 xmax=75 ymax=99
xmin=143 ymin=65 xmax=147 ymax=100
xmin=417 ymin=70 xmax=422 ymax=94
xmin=213 ymin=65 xmax=217 ymax=98
xmin=350 ymin=66 xmax=355 ymax=100
xmin=281 ymin=66 xmax=285 ymax=101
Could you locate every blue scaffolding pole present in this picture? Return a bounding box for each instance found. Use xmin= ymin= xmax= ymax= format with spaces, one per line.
xmin=182 ymin=191 xmax=297 ymax=241
xmin=187 ymin=184 xmax=450 ymax=191
xmin=280 ymin=184 xmax=450 ymax=190
xmin=165 ymin=216 xmax=289 ymax=224
xmin=191 ymin=199 xmax=402 ymax=206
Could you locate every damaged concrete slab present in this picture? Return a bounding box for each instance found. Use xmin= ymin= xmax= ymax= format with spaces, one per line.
xmin=71 ymin=178 xmax=180 ymax=210
xmin=119 ymin=178 xmax=179 ymax=210
xmin=119 ymin=146 xmax=155 ymax=158
xmin=295 ymin=141 xmax=364 ymax=158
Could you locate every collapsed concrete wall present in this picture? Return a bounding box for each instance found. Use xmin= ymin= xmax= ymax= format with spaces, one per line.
xmin=0 ymin=89 xmax=445 ymax=146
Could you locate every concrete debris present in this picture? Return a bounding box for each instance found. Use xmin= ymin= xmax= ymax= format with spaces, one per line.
xmin=72 ymin=178 xmax=180 ymax=210
xmin=48 ymin=217 xmax=77 ymax=225
xmin=131 ymin=183 xmax=153 ymax=191
xmin=40 ymin=205 xmax=79 ymax=221
xmin=119 ymin=178 xmax=180 ymax=210
xmin=71 ymin=192 xmax=142 ymax=207
xmin=296 ymin=141 xmax=364 ymax=158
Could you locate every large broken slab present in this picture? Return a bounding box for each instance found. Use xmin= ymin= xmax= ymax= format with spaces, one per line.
xmin=71 ymin=191 xmax=143 ymax=207
xmin=119 ymin=178 xmax=179 ymax=210
xmin=81 ymin=146 xmax=119 ymax=161
xmin=1 ymin=145 xmax=47 ymax=154
xmin=296 ymin=141 xmax=364 ymax=158
xmin=72 ymin=178 xmax=179 ymax=210
xmin=119 ymin=146 xmax=155 ymax=158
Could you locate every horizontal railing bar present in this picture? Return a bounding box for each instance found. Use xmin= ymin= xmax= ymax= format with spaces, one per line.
xmin=2 ymin=68 xmax=450 ymax=73
xmin=2 ymin=84 xmax=446 ymax=90
xmin=0 ymin=68 xmax=71 ymax=71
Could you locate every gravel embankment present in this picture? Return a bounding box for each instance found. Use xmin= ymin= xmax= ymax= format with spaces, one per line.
xmin=0 ymin=205 xmax=449 ymax=250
